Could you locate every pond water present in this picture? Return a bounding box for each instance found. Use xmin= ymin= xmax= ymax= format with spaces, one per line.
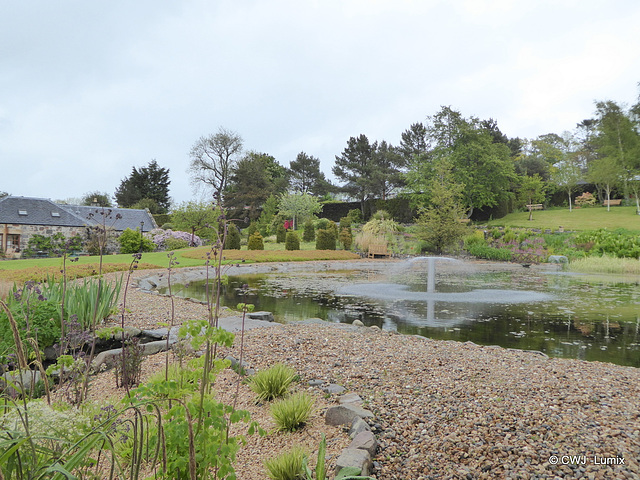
xmin=159 ymin=261 xmax=640 ymax=367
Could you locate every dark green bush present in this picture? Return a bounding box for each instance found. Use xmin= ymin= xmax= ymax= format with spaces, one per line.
xmin=346 ymin=209 xmax=362 ymax=224
xmin=302 ymin=220 xmax=315 ymax=242
xmin=315 ymin=229 xmax=336 ymax=250
xmin=276 ymin=224 xmax=287 ymax=243
xmin=225 ymin=224 xmax=241 ymax=250
xmin=247 ymin=222 xmax=258 ymax=239
xmin=339 ymin=227 xmax=352 ymax=250
xmin=285 ymin=232 xmax=300 ymax=251
xmin=248 ymin=232 xmax=264 ymax=250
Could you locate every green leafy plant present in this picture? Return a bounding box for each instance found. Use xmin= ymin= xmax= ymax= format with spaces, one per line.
xmin=224 ymin=224 xmax=242 ymax=250
xmin=303 ymin=434 xmax=327 ymax=480
xmin=270 ymin=392 xmax=314 ymax=432
xmin=276 ymin=224 xmax=287 ymax=243
xmin=35 ymin=274 xmax=123 ymax=331
xmin=250 ymin=363 xmax=297 ymax=402
xmin=264 ymin=446 xmax=306 ymax=480
xmin=118 ymin=227 xmax=156 ymax=254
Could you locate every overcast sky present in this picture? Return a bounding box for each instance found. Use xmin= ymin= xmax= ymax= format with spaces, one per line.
xmin=2 ymin=0 xmax=639 ymax=207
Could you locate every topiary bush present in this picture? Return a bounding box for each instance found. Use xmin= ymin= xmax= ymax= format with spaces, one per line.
xmin=248 ymin=231 xmax=264 ymax=250
xmin=302 ymin=220 xmax=315 ymax=242
xmin=285 ymin=232 xmax=300 ymax=251
xmin=276 ymin=224 xmax=287 ymax=243
xmin=315 ymin=229 xmax=336 ymax=250
xmin=225 ymin=224 xmax=241 ymax=250
xmin=339 ymin=227 xmax=352 ymax=250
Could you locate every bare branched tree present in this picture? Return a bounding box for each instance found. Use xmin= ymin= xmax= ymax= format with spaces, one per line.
xmin=188 ymin=127 xmax=243 ymax=200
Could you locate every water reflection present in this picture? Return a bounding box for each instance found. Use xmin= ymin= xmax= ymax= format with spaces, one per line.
xmin=160 ymin=268 xmax=640 ymax=367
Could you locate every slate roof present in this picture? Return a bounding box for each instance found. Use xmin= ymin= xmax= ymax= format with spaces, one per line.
xmin=0 ymin=196 xmax=156 ymax=232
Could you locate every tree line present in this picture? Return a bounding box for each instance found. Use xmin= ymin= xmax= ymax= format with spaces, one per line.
xmin=43 ymin=83 xmax=638 ymax=222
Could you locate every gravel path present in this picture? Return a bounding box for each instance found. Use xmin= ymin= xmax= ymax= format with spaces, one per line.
xmin=96 ymin=267 xmax=640 ymax=479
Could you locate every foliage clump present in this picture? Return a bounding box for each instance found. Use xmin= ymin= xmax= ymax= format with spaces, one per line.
xmin=270 ymin=392 xmax=314 ymax=432
xmin=276 ymin=224 xmax=287 ymax=243
xmin=315 ymin=229 xmax=336 ymax=250
xmin=575 ymin=191 xmax=597 ymax=207
xmin=285 ymin=232 xmax=300 ymax=251
xmin=264 ymin=446 xmax=306 ymax=480
xmin=224 ymin=224 xmax=242 ymax=250
xmin=302 ymin=220 xmax=315 ymax=242
xmin=248 ymin=231 xmax=265 ymax=250
xmin=118 ymin=228 xmax=156 ymax=254
xmin=249 ymin=363 xmax=297 ymax=402
xmin=150 ymin=228 xmax=204 ymax=249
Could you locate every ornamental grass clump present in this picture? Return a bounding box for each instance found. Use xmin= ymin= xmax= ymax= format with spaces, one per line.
xmin=270 ymin=391 xmax=314 ymax=432
xmin=250 ymin=363 xmax=297 ymax=402
xmin=264 ymin=446 xmax=306 ymax=480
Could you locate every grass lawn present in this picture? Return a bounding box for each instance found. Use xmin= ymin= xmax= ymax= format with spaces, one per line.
xmin=485 ymin=205 xmax=640 ymax=233
xmin=0 ymin=238 xmax=359 ymax=287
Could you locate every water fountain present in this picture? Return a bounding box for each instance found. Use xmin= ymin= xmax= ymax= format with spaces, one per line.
xmin=149 ymin=259 xmax=640 ymax=367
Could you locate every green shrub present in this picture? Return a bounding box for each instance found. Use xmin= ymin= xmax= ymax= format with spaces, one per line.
xmin=164 ymin=237 xmax=189 ymax=250
xmin=276 ymin=224 xmax=287 ymax=243
xmin=463 ymin=230 xmax=486 ymax=249
xmin=23 ymin=233 xmax=83 ymax=257
xmin=0 ymin=299 xmax=61 ymax=363
xmin=575 ymin=228 xmax=640 ymax=258
xmin=225 ymin=224 xmax=241 ymax=250
xmin=302 ymin=220 xmax=315 ymax=242
xmin=247 ymin=222 xmax=258 ymax=238
xmin=339 ymin=216 xmax=351 ymax=230
xmin=248 ymin=232 xmax=265 ymax=250
xmin=315 ymin=229 xmax=336 ymax=250
xmin=118 ymin=228 xmax=155 ymax=254
xmin=346 ymin=208 xmax=362 ymax=224
xmin=339 ymin=227 xmax=353 ymax=250
xmin=250 ymin=363 xmax=297 ymax=402
xmin=264 ymin=446 xmax=306 ymax=480
xmin=285 ymin=232 xmax=300 ymax=251
xmin=270 ymin=392 xmax=314 ymax=432
xmin=466 ymin=244 xmax=513 ymax=261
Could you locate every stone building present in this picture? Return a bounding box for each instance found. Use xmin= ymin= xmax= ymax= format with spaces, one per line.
xmin=0 ymin=196 xmax=157 ymax=258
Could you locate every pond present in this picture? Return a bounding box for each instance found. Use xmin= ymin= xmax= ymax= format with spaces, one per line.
xmin=157 ymin=259 xmax=640 ymax=367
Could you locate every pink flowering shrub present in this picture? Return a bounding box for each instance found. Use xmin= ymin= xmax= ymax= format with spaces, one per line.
xmin=148 ymin=229 xmax=204 ymax=249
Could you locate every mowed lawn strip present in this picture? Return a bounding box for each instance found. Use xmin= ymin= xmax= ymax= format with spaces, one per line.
xmin=486 ymin=205 xmax=640 ymax=233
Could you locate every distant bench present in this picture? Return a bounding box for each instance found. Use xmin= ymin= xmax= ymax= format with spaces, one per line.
xmin=603 ymin=199 xmax=622 ymax=207
xmin=368 ymin=244 xmax=390 ymax=259
xmin=526 ymin=204 xmax=544 ymax=211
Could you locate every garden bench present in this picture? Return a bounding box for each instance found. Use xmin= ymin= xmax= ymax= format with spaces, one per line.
xmin=602 ymin=199 xmax=622 ymax=207
xmin=368 ymin=244 xmax=390 ymax=259
xmin=526 ymin=204 xmax=543 ymax=210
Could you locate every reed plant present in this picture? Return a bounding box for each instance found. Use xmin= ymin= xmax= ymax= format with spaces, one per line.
xmin=567 ymin=255 xmax=640 ymax=275
xmin=34 ymin=275 xmax=123 ymax=330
